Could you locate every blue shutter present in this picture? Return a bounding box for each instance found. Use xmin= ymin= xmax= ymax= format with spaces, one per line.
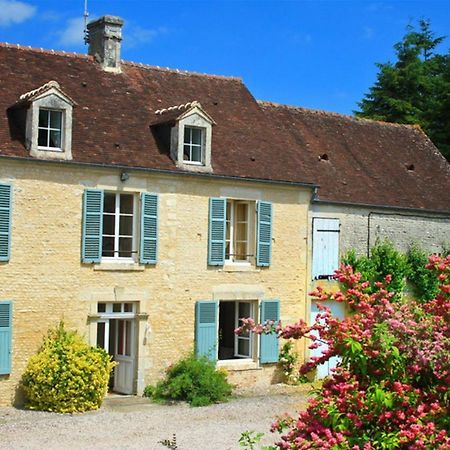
xmin=312 ymin=218 xmax=340 ymax=279
xmin=0 ymin=301 xmax=12 ymax=375
xmin=195 ymin=301 xmax=218 ymax=362
xmin=208 ymin=198 xmax=226 ymax=266
xmin=0 ymin=184 xmax=12 ymax=262
xmin=140 ymin=193 xmax=158 ymax=264
xmin=81 ymin=189 xmax=104 ymax=263
xmin=256 ymin=201 xmax=272 ymax=267
xmin=260 ymin=299 xmax=280 ymax=363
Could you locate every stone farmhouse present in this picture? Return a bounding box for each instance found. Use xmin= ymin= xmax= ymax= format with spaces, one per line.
xmin=0 ymin=16 xmax=449 ymax=405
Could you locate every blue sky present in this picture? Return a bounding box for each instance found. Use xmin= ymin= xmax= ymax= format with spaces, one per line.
xmin=0 ymin=0 xmax=449 ymax=114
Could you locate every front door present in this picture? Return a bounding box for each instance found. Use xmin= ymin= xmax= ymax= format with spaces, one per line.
xmin=111 ymin=319 xmax=135 ymax=394
xmin=96 ymin=302 xmax=137 ymax=395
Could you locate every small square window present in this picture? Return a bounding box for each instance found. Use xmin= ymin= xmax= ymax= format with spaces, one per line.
xmin=38 ymin=109 xmax=63 ymax=150
xmin=183 ymin=126 xmax=204 ymax=164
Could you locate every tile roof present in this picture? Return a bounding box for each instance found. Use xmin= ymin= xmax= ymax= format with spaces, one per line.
xmin=258 ymin=101 xmax=450 ymax=212
xmin=1 ymin=43 xmax=450 ymax=212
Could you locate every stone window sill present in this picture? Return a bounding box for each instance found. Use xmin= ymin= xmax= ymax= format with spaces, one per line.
xmin=94 ymin=262 xmax=145 ymax=272
xmin=221 ymin=264 xmax=260 ymax=273
xmin=216 ymin=359 xmax=261 ymax=371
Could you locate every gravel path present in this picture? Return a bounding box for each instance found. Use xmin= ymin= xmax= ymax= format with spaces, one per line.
xmin=0 ymin=385 xmax=311 ymax=450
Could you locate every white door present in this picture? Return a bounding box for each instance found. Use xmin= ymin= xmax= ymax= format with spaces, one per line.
xmin=310 ymin=300 xmax=346 ymax=379
xmin=112 ymin=319 xmax=135 ymax=395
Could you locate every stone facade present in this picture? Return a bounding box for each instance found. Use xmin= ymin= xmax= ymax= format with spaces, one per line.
xmin=310 ymin=202 xmax=450 ymax=259
xmin=0 ymin=159 xmax=311 ymax=406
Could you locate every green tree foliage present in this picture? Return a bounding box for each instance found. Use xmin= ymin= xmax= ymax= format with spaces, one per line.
xmin=22 ymin=322 xmax=114 ymax=413
xmin=355 ymin=20 xmax=450 ymax=161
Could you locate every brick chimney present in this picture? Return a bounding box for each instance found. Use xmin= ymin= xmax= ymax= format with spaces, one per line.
xmin=87 ymin=16 xmax=124 ymax=72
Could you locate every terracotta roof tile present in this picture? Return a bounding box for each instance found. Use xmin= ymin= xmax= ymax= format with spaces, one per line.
xmin=1 ymin=43 xmax=450 ymax=212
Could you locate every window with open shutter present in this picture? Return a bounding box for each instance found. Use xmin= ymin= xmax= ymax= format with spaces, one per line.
xmin=140 ymin=193 xmax=158 ymax=264
xmin=312 ymin=218 xmax=340 ymax=279
xmin=208 ymin=198 xmax=226 ymax=266
xmin=260 ymin=299 xmax=280 ymax=363
xmin=82 ymin=189 xmax=104 ymax=263
xmin=195 ymin=301 xmax=218 ymax=361
xmin=0 ymin=301 xmax=12 ymax=375
xmin=256 ymin=201 xmax=272 ymax=267
xmin=0 ymin=184 xmax=12 ymax=262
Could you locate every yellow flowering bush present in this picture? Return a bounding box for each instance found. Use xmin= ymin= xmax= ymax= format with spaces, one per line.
xmin=22 ymin=322 xmax=115 ymax=413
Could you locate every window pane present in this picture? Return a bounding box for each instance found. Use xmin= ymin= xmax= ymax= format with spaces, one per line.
xmin=225 ymin=241 xmax=230 ymax=259
xmin=183 ymin=127 xmax=192 ymax=144
xmin=119 ymin=237 xmax=132 ymax=257
xmin=235 ymin=241 xmax=247 ymax=260
xmin=117 ymin=320 xmax=124 ymax=355
xmin=238 ymin=339 xmax=250 ymax=357
xmin=97 ymin=303 xmax=106 ymax=313
xmin=191 ymin=128 xmax=202 ymax=145
xmin=119 ymin=216 xmax=133 ymax=236
xmin=124 ymin=303 xmax=133 ymax=312
xmin=125 ymin=321 xmax=132 ymax=356
xmin=183 ymin=144 xmax=191 ymax=161
xmin=49 ymin=130 xmax=61 ymax=148
xmin=39 ymin=109 xmax=49 ymax=127
xmin=103 ymin=193 xmax=116 ymax=213
xmin=236 ymin=223 xmax=247 ymax=241
xmin=102 ymin=214 xmax=115 ymax=235
xmin=239 ymin=302 xmax=251 ymax=318
xmin=236 ymin=203 xmax=248 ymax=221
xmin=96 ymin=322 xmax=105 ymax=349
xmin=102 ymin=236 xmax=115 ymax=257
xmin=120 ymin=194 xmax=134 ymax=214
xmin=113 ymin=303 xmax=121 ymax=313
xmin=191 ymin=146 xmax=202 ymax=162
xmin=50 ymin=110 xmax=62 ymax=129
xmin=38 ymin=129 xmax=48 ymax=147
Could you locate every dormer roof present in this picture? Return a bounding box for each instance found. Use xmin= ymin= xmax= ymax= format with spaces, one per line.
xmin=18 ymin=80 xmax=76 ymax=106
xmin=151 ymin=101 xmax=215 ymax=126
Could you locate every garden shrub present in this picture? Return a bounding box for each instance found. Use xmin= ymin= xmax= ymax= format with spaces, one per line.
xmin=143 ymin=353 xmax=232 ymax=406
xmin=22 ymin=322 xmax=114 ymax=413
xmin=237 ymin=254 xmax=450 ymax=449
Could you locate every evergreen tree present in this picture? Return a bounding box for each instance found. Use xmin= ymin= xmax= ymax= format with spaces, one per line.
xmin=355 ymin=20 xmax=450 ymax=162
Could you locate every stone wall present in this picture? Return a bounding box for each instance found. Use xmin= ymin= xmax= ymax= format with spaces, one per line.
xmin=0 ymin=159 xmax=311 ymax=406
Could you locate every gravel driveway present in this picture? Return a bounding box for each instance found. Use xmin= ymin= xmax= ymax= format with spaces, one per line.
xmin=0 ymin=385 xmax=311 ymax=450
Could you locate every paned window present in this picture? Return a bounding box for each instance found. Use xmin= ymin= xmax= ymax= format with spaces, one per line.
xmin=183 ymin=126 xmax=204 ymax=164
xmin=38 ymin=109 xmax=63 ymax=150
xmin=218 ymin=301 xmax=256 ymax=360
xmin=225 ymin=200 xmax=254 ymax=263
xmin=102 ymin=193 xmax=136 ymax=259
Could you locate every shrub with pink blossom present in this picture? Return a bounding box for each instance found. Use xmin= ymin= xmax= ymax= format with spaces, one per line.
xmin=236 ymin=255 xmax=450 ymax=449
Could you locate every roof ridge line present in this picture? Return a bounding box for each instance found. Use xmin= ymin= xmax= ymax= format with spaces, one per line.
xmin=0 ymin=42 xmax=243 ymax=82
xmin=257 ymin=100 xmax=419 ymax=130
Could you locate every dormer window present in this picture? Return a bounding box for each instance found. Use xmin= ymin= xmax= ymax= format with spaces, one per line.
xmin=38 ymin=109 xmax=63 ymax=150
xmin=152 ymin=101 xmax=214 ymax=173
xmin=183 ymin=126 xmax=204 ymax=164
xmin=18 ymin=81 xmax=75 ymax=161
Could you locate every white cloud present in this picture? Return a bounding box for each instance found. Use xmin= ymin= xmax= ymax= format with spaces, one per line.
xmin=0 ymin=0 xmax=36 ymax=27
xmin=58 ymin=17 xmax=85 ymax=46
xmin=363 ymin=26 xmax=375 ymax=40
xmin=125 ymin=25 xmax=169 ymax=48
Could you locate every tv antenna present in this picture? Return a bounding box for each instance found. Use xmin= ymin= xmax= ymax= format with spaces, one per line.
xmin=83 ymin=0 xmax=89 ymax=44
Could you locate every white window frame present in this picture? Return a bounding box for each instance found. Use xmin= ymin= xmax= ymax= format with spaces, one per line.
xmin=182 ymin=125 xmax=205 ymax=165
xmin=234 ymin=301 xmax=254 ymax=358
xmin=102 ymin=193 xmax=138 ymax=262
xmin=225 ymin=200 xmax=255 ymax=265
xmin=37 ymin=108 xmax=64 ymax=151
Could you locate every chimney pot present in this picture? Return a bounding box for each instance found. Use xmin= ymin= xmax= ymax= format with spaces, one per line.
xmin=87 ymin=15 xmax=124 ymax=72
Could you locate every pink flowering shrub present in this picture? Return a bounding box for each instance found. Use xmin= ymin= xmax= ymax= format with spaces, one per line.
xmin=236 ymin=255 xmax=450 ymax=449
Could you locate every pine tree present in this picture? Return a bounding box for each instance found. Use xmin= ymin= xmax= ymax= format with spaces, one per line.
xmin=355 ymin=20 xmax=450 ymax=162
